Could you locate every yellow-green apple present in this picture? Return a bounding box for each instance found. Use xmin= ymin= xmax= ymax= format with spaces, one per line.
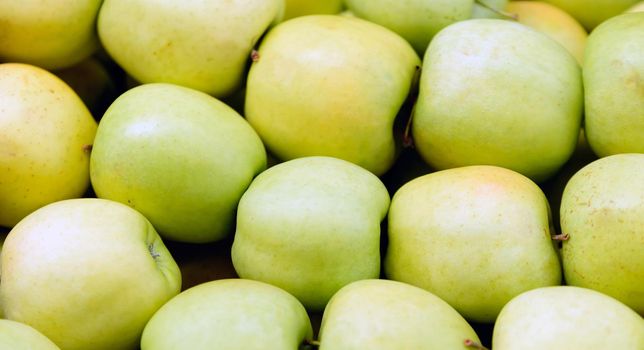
xmin=319 ymin=279 xmax=482 ymax=349
xmin=97 ymin=0 xmax=283 ymax=98
xmin=385 ymin=165 xmax=562 ymax=323
xmin=583 ymin=13 xmax=644 ymax=157
xmin=141 ymin=279 xmax=313 ymax=350
xmin=0 ymin=1 xmax=101 ymax=69
xmin=232 ymin=157 xmax=390 ymax=311
xmin=561 ymin=154 xmax=644 ymax=314
xmin=54 ymin=57 xmax=118 ymax=119
xmin=627 ymin=1 xmax=644 ymax=12
xmin=493 ymin=286 xmax=644 ymax=349
xmin=245 ymin=15 xmax=420 ymax=176
xmin=0 ymin=319 xmax=60 ymax=350
xmin=412 ymin=19 xmax=582 ymax=183
xmin=0 ymin=63 xmax=97 ymax=228
xmin=472 ymin=0 xmax=509 ymax=19
xmin=0 ymin=198 xmax=181 ymax=350
xmin=507 ymin=1 xmax=587 ymax=65
xmin=90 ymin=83 xmax=266 ymax=243
xmin=344 ymin=0 xmax=473 ymax=54
xmin=284 ymin=0 xmax=343 ymax=19
xmin=541 ymin=0 xmax=640 ymax=30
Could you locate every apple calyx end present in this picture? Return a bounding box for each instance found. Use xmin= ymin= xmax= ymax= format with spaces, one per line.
xmin=251 ymin=50 xmax=260 ymax=62
xmin=464 ymin=338 xmax=489 ymax=350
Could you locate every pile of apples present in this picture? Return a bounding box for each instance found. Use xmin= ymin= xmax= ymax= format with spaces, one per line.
xmin=1 ymin=0 xmax=643 ymax=349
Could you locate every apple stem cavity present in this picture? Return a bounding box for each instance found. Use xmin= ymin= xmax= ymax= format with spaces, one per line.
xmin=251 ymin=49 xmax=260 ymax=62
xmin=552 ymin=233 xmax=570 ymax=241
xmin=464 ymin=338 xmax=489 ymax=350
xmin=82 ymin=144 xmax=93 ymax=152
xmin=474 ymin=0 xmax=519 ymax=20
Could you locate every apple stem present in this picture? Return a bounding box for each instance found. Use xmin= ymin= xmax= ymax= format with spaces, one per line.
xmin=251 ymin=49 xmax=260 ymax=62
xmin=552 ymin=233 xmax=570 ymax=241
xmin=464 ymin=338 xmax=489 ymax=350
xmin=82 ymin=144 xmax=93 ymax=152
xmin=474 ymin=0 xmax=518 ymax=20
xmin=402 ymin=65 xmax=422 ymax=148
xmin=301 ymin=339 xmax=320 ymax=349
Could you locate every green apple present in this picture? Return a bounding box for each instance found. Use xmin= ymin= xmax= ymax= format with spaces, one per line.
xmin=232 ymin=156 xmax=390 ymax=311
xmin=0 ymin=63 xmax=97 ymax=228
xmin=90 ymin=83 xmax=266 ymax=243
xmin=472 ymin=0 xmax=509 ymax=19
xmin=561 ymin=154 xmax=644 ymax=314
xmin=245 ymin=15 xmax=419 ymax=176
xmin=385 ymin=165 xmax=562 ymax=323
xmin=0 ymin=1 xmax=101 ymax=69
xmin=0 ymin=198 xmax=181 ymax=350
xmin=493 ymin=286 xmax=644 ymax=349
xmin=284 ymin=0 xmax=343 ymax=19
xmin=412 ymin=19 xmax=582 ymax=183
xmin=627 ymin=1 xmax=644 ymax=12
xmin=541 ymin=0 xmax=640 ymax=30
xmin=97 ymin=0 xmax=283 ymax=97
xmin=507 ymin=1 xmax=587 ymax=65
xmin=319 ymin=279 xmax=482 ymax=349
xmin=141 ymin=279 xmax=313 ymax=349
xmin=344 ymin=0 xmax=473 ymax=54
xmin=583 ymin=13 xmax=644 ymax=157
xmin=54 ymin=57 xmax=118 ymax=119
xmin=0 ymin=319 xmax=60 ymax=350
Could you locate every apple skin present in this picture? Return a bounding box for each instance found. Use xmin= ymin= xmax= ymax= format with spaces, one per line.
xmin=90 ymin=83 xmax=266 ymax=243
xmin=232 ymin=156 xmax=390 ymax=311
xmin=319 ymin=279 xmax=481 ymax=349
xmin=541 ymin=0 xmax=640 ymax=30
xmin=141 ymin=279 xmax=313 ymax=350
xmin=583 ymin=13 xmax=644 ymax=157
xmin=506 ymin=1 xmax=587 ymax=65
xmin=284 ymin=0 xmax=343 ymax=19
xmin=245 ymin=15 xmax=420 ymax=176
xmin=385 ymin=165 xmax=562 ymax=323
xmin=0 ymin=198 xmax=181 ymax=350
xmin=0 ymin=1 xmax=101 ymax=70
xmin=97 ymin=0 xmax=283 ymax=97
xmin=0 ymin=63 xmax=97 ymax=228
xmin=344 ymin=0 xmax=473 ymax=55
xmin=627 ymin=1 xmax=644 ymax=12
xmin=561 ymin=154 xmax=644 ymax=314
xmin=472 ymin=0 xmax=509 ymax=19
xmin=493 ymin=286 xmax=644 ymax=349
xmin=0 ymin=319 xmax=60 ymax=350
xmin=412 ymin=19 xmax=582 ymax=183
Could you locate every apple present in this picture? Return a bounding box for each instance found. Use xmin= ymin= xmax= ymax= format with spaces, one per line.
xmin=232 ymin=156 xmax=390 ymax=311
xmin=472 ymin=0 xmax=509 ymax=19
xmin=0 ymin=1 xmax=101 ymax=69
xmin=318 ymin=279 xmax=482 ymax=349
xmin=90 ymin=83 xmax=266 ymax=243
xmin=97 ymin=0 xmax=283 ymax=97
xmin=627 ymin=1 xmax=644 ymax=12
xmin=583 ymin=12 xmax=644 ymax=157
xmin=245 ymin=15 xmax=420 ymax=176
xmin=506 ymin=1 xmax=587 ymax=65
xmin=141 ymin=279 xmax=313 ymax=349
xmin=385 ymin=165 xmax=562 ymax=323
xmin=0 ymin=198 xmax=181 ymax=350
xmin=343 ymin=0 xmax=473 ymax=54
xmin=541 ymin=0 xmax=640 ymax=30
xmin=54 ymin=57 xmax=118 ymax=119
xmin=560 ymin=153 xmax=644 ymax=314
xmin=284 ymin=0 xmax=343 ymax=19
xmin=0 ymin=63 xmax=97 ymax=228
xmin=493 ymin=286 xmax=644 ymax=349
xmin=412 ymin=19 xmax=582 ymax=183
xmin=0 ymin=319 xmax=60 ymax=350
